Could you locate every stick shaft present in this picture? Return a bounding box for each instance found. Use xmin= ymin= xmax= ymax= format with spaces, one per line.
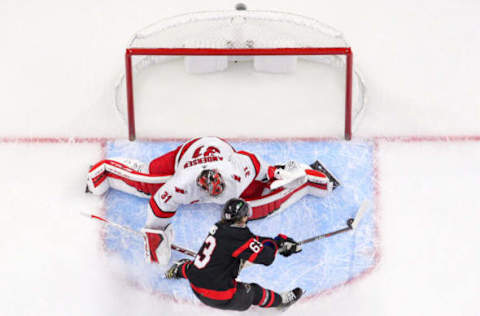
xmin=299 ymin=226 xmax=352 ymax=245
xmin=299 ymin=200 xmax=370 ymax=245
xmin=82 ymin=212 xmax=197 ymax=257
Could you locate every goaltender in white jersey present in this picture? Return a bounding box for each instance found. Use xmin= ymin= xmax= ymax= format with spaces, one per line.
xmin=86 ymin=137 xmax=340 ymax=265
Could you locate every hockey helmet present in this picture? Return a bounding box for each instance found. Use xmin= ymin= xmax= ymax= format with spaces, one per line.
xmin=197 ymin=169 xmax=225 ymax=196
xmin=222 ymin=198 xmax=252 ymax=222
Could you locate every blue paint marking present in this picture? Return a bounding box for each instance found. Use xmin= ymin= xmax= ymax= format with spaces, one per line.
xmin=103 ymin=140 xmax=376 ymax=299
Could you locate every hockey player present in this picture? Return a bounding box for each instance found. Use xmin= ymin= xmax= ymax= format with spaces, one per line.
xmin=165 ymin=198 xmax=304 ymax=311
xmin=86 ymin=136 xmax=340 ymax=265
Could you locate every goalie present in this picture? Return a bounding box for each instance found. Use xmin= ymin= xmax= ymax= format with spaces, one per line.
xmin=85 ymin=136 xmax=340 ymax=265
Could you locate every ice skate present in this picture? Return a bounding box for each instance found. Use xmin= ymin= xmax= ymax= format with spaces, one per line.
xmin=279 ymin=287 xmax=304 ymax=307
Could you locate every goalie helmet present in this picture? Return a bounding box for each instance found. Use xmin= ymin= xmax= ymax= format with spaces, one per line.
xmin=197 ymin=169 xmax=225 ymax=196
xmin=222 ymin=198 xmax=252 ymax=222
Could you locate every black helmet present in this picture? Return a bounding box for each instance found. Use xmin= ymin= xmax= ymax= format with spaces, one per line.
xmin=222 ymin=198 xmax=252 ymax=222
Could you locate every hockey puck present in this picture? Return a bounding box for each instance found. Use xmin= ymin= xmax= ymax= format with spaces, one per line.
xmin=347 ymin=218 xmax=354 ymax=228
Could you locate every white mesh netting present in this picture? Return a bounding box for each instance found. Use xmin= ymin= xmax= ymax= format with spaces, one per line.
xmin=114 ymin=10 xmax=366 ymax=137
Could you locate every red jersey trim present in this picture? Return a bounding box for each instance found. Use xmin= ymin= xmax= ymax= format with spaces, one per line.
xmin=237 ymin=151 xmax=260 ymax=177
xmin=189 ymin=281 xmax=237 ymax=300
xmin=259 ymin=288 xmax=267 ymax=306
xmin=149 ymin=198 xmax=175 ymax=218
xmin=247 ymin=249 xmax=259 ymax=262
xmin=181 ymin=261 xmax=189 ymax=279
xmin=265 ymin=290 xmax=275 ymax=307
xmin=176 ymin=137 xmax=201 ymax=167
xmin=232 ymin=238 xmax=254 ymax=258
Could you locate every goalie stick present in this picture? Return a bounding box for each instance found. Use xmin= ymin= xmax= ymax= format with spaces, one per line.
xmin=299 ymin=200 xmax=370 ymax=245
xmin=81 ymin=212 xmax=197 ymax=257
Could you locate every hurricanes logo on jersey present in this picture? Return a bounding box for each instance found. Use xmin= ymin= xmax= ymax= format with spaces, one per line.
xmin=184 ymin=146 xmax=224 ymax=169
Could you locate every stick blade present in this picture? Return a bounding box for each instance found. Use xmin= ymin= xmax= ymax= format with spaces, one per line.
xmin=351 ymin=200 xmax=370 ymax=230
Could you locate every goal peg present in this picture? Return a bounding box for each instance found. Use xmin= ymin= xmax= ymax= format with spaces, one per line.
xmin=235 ymin=3 xmax=247 ymax=10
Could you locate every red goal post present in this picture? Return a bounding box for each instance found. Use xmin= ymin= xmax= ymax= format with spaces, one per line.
xmin=116 ymin=10 xmax=365 ymax=141
xmin=125 ymin=47 xmax=354 ymax=141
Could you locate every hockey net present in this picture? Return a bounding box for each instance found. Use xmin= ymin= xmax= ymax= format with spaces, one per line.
xmin=114 ymin=10 xmax=366 ymax=140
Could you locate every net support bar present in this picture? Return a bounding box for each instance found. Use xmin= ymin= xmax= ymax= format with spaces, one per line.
xmin=125 ymin=47 xmax=353 ymax=141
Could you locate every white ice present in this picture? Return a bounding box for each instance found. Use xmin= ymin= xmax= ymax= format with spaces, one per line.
xmin=1 ymin=0 xmax=479 ymax=315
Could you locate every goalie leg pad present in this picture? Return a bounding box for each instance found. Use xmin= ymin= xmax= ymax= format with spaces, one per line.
xmin=86 ymin=158 xmax=153 ymax=198
xmin=86 ymin=162 xmax=108 ymax=195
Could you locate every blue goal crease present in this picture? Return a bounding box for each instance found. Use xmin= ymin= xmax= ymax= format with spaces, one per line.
xmin=103 ymin=140 xmax=376 ymax=299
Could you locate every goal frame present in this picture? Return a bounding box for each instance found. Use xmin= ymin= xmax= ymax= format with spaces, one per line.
xmin=124 ymin=47 xmax=354 ymax=141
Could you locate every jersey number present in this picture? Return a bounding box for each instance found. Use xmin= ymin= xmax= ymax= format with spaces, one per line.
xmin=194 ymin=235 xmax=216 ymax=269
xmin=160 ymin=191 xmax=172 ymax=203
xmin=249 ymin=239 xmax=262 ymax=253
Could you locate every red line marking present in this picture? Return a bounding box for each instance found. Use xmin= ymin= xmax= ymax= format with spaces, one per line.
xmin=0 ymin=135 xmax=479 ymax=144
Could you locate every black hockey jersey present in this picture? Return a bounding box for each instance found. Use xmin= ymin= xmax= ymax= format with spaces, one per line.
xmin=183 ymin=221 xmax=279 ymax=301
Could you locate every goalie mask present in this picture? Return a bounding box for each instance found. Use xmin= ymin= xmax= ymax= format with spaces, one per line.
xmin=222 ymin=198 xmax=252 ymax=222
xmin=197 ymin=169 xmax=225 ymax=196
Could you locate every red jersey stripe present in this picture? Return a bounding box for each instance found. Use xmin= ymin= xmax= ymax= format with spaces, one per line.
xmin=149 ymin=198 xmax=175 ymax=218
xmin=247 ymin=249 xmax=260 ymax=263
xmin=189 ymin=282 xmax=237 ymax=300
xmin=176 ymin=137 xmax=201 ymax=166
xmin=259 ymin=288 xmax=267 ymax=306
xmin=181 ymin=262 xmax=189 ymax=279
xmin=232 ymin=238 xmax=254 ymax=258
xmin=265 ymin=290 xmax=275 ymax=307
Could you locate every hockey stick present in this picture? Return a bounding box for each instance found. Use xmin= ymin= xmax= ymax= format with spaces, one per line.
xmin=299 ymin=200 xmax=370 ymax=245
xmin=81 ymin=212 xmax=197 ymax=257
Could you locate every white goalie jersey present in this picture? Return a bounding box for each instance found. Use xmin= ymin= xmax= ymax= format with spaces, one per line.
xmin=146 ymin=137 xmax=270 ymax=228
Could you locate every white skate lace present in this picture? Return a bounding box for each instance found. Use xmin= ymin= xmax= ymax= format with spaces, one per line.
xmin=283 ymin=291 xmax=296 ymax=304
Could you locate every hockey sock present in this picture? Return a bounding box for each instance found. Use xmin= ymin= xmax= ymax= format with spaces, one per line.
xmin=251 ymin=283 xmax=282 ymax=308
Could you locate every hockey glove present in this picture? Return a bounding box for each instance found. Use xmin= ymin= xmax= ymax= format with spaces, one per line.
xmin=274 ymin=234 xmax=302 ymax=257
xmin=269 ymin=161 xmax=308 ymax=190
xmin=165 ymin=258 xmax=191 ymax=279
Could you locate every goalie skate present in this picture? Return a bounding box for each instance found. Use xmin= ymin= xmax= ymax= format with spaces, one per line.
xmin=310 ymin=160 xmax=341 ymax=190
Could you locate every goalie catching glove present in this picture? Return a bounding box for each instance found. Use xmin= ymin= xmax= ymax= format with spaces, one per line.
xmin=269 ymin=160 xmax=329 ymax=190
xmin=142 ymin=224 xmax=174 ymax=266
xmin=274 ymin=234 xmax=302 ymax=257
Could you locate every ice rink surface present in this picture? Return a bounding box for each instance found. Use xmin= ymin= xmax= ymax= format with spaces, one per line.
xmin=104 ymin=140 xmax=376 ymax=300
xmin=1 ymin=0 xmax=480 ymax=315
